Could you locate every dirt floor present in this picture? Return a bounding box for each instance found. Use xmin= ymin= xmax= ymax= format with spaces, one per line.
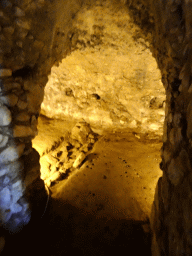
xmin=34 ymin=116 xmax=163 ymax=255
xmin=33 ymin=115 xmax=162 ymax=217
xmin=1 ymin=116 xmax=162 ymax=255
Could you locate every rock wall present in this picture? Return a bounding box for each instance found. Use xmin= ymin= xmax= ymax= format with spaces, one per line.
xmin=142 ymin=1 xmax=192 ymax=255
xmin=0 ymin=0 xmax=84 ymax=235
xmin=0 ymin=74 xmax=47 ymax=233
xmin=40 ymin=119 xmax=99 ymax=187
xmin=41 ymin=1 xmax=165 ymax=136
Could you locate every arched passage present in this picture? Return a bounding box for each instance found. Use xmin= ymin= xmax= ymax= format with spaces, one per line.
xmin=32 ymin=3 xmax=164 ymax=254
xmin=0 ymin=1 xmax=191 ymax=255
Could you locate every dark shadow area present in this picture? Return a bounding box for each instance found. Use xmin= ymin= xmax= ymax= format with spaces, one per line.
xmin=1 ymin=197 xmax=152 ymax=256
xmin=12 ymin=66 xmax=33 ymax=78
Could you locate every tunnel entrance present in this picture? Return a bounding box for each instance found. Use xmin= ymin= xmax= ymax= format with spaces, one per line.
xmin=30 ymin=1 xmax=164 ymax=255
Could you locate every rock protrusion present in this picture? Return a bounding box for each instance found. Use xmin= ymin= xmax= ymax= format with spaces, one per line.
xmin=40 ymin=120 xmax=99 ymax=187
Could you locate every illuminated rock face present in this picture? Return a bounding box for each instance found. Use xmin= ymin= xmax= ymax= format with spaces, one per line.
xmin=0 ymin=1 xmax=192 ymax=255
xmin=40 ymin=120 xmax=99 ymax=187
xmin=41 ymin=2 xmax=165 ymax=136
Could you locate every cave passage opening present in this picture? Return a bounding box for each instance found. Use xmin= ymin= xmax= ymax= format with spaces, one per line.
xmin=2 ymin=0 xmax=192 ymax=255
xmin=0 ymin=0 xmax=170 ymax=255
xmin=31 ymin=1 xmax=165 ymax=254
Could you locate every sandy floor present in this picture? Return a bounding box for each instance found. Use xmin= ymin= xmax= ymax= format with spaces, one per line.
xmin=27 ymin=115 xmax=162 ymax=255
xmin=1 ymin=116 xmax=162 ymax=256
xmin=33 ymin=115 xmax=162 ymax=218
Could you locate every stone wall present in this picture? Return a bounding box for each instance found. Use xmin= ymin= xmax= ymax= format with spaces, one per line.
xmin=0 ymin=0 xmax=84 ymax=235
xmin=0 ymin=74 xmax=47 ymax=233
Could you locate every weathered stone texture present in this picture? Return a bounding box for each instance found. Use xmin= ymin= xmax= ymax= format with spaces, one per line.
xmin=148 ymin=0 xmax=192 ymax=255
xmin=1 ymin=0 xmax=192 ymax=254
xmin=0 ymin=106 xmax=12 ymax=126
xmin=40 ymin=120 xmax=99 ymax=187
xmin=41 ymin=2 xmax=165 ymax=135
xmin=0 ymin=75 xmax=47 ymax=232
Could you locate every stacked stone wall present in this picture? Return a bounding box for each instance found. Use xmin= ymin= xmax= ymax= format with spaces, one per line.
xmin=0 ymin=0 xmax=87 ymax=235
xmin=0 ymin=0 xmax=57 ymax=234
xmin=0 ymin=73 xmax=48 ymax=234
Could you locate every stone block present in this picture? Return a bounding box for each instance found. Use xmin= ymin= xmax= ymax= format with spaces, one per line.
xmin=80 ymin=143 xmax=90 ymax=153
xmin=11 ymin=180 xmax=25 ymax=203
xmin=14 ymin=7 xmax=25 ymax=17
xmin=0 ymin=94 xmax=18 ymax=107
xmin=169 ymin=127 xmax=182 ymax=146
xmin=7 ymin=209 xmax=31 ymax=233
xmin=0 ymin=160 xmax=24 ymax=181
xmin=3 ymin=176 xmax=10 ymax=185
xmin=0 ymin=106 xmax=12 ymax=126
xmin=73 ymin=152 xmax=86 ymax=168
xmin=0 ymin=134 xmax=8 ymax=148
xmin=161 ymin=174 xmax=170 ymax=212
xmin=58 ymin=151 xmax=69 ymax=162
xmin=10 ymin=203 xmax=22 ymax=214
xmin=3 ymin=26 xmax=15 ymax=34
xmin=167 ymin=158 xmax=184 ymax=186
xmin=49 ymin=171 xmax=62 ymax=183
xmin=26 ymin=84 xmax=44 ymax=114
xmin=1 ymin=82 xmax=21 ymax=92
xmin=0 ymin=168 xmax=6 ymax=178
xmin=17 ymin=99 xmax=28 ymax=110
xmin=63 ymin=159 xmax=74 ymax=170
xmin=15 ymin=112 xmax=30 ymax=122
xmin=163 ymin=148 xmax=172 ymax=164
xmin=173 ymin=113 xmax=182 ymax=126
xmin=18 ymin=197 xmax=29 ymax=214
xmin=71 ymin=121 xmax=93 ymax=144
xmin=13 ymin=125 xmax=36 ymax=138
xmin=15 ymin=19 xmax=30 ymax=30
xmin=0 ymin=209 xmax=12 ymax=224
xmin=45 ymin=154 xmax=58 ymax=165
xmin=167 ymin=149 xmax=191 ymax=187
xmin=179 ymin=149 xmax=191 ymax=172
xmin=0 ymin=69 xmax=12 ymax=77
xmin=0 ymin=144 xmax=25 ymax=164
xmin=0 ymin=187 xmax=11 ymax=209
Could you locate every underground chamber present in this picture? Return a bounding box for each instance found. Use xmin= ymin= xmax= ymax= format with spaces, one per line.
xmin=1 ymin=1 xmax=192 ymax=256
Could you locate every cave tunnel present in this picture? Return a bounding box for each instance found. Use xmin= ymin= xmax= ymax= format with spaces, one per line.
xmin=0 ymin=0 xmax=191 ymax=255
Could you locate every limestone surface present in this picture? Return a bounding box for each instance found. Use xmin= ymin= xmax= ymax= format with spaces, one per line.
xmin=41 ymin=2 xmax=165 ymax=136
